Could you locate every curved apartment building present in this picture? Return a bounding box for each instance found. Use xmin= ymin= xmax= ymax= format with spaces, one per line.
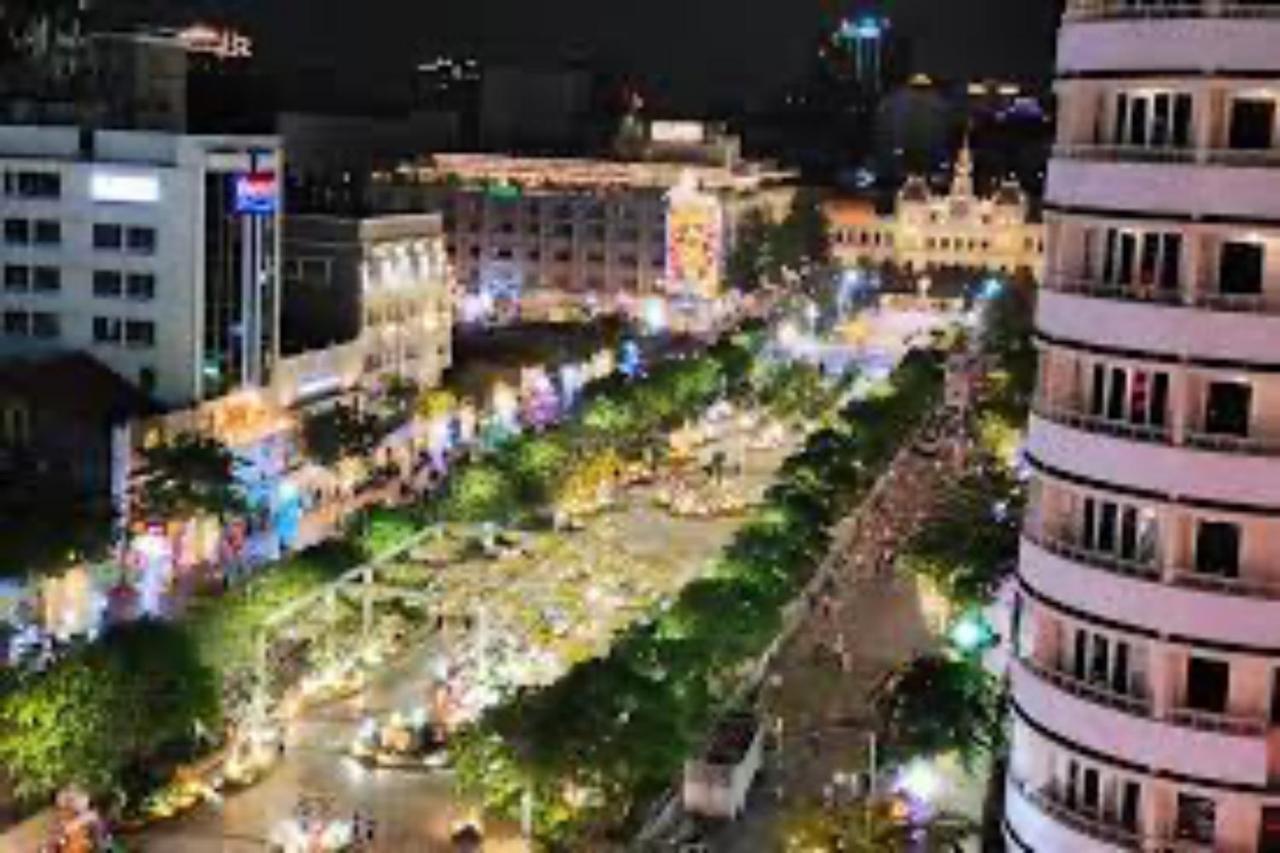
xmin=1006 ymin=1 xmax=1280 ymax=850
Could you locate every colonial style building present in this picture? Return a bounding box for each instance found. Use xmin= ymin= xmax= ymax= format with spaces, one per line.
xmin=1008 ymin=2 xmax=1280 ymax=851
xmin=827 ymin=139 xmax=1045 ymax=279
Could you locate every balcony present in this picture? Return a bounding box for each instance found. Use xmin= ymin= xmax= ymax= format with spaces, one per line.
xmin=1015 ymin=656 xmax=1273 ymax=783
xmin=1038 ymin=288 xmax=1280 ymax=365
xmin=1065 ymin=1 xmax=1280 ymax=22
xmin=1032 ymin=400 xmax=1172 ymax=446
xmin=1007 ymin=776 xmax=1141 ymax=851
xmin=1054 ymin=143 xmax=1280 ymax=170
xmin=1021 ymin=533 xmax=1280 ymax=646
xmin=1058 ymin=8 xmax=1280 ymax=76
xmin=1021 ymin=656 xmax=1152 ymax=718
xmin=1047 ymin=153 xmax=1280 ymax=221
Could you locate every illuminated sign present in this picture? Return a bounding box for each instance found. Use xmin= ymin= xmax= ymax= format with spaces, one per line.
xmin=177 ymin=24 xmax=253 ymax=59
xmin=90 ymin=171 xmax=161 ymax=204
xmin=665 ymin=176 xmax=723 ymax=299
xmin=233 ymin=172 xmax=278 ymax=215
xmin=651 ymin=121 xmax=706 ymax=144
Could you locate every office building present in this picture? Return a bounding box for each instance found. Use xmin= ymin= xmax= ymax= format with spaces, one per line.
xmin=0 ymin=125 xmax=283 ymax=407
xmin=1007 ymin=1 xmax=1280 ymax=850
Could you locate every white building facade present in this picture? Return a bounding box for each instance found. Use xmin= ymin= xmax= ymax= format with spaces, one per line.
xmin=828 ymin=141 xmax=1045 ymax=279
xmin=1008 ymin=2 xmax=1280 ymax=851
xmin=0 ymin=126 xmax=283 ymax=407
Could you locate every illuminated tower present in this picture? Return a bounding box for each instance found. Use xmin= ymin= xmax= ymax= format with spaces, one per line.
xmin=1007 ymin=1 xmax=1280 ymax=850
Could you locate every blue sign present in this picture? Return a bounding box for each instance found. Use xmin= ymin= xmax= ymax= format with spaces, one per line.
xmin=234 ymin=172 xmax=278 ymax=214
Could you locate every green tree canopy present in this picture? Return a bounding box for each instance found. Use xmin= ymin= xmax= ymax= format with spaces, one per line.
xmin=0 ymin=620 xmax=220 ymax=806
xmin=302 ymin=403 xmax=385 ymax=467
xmin=136 ymin=432 xmax=243 ymax=523
xmin=874 ymin=654 xmax=1003 ymax=769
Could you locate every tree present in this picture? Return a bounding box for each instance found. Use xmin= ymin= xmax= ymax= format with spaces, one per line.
xmin=443 ymin=463 xmax=519 ymax=523
xmin=0 ymin=620 xmax=220 ymax=806
xmin=773 ymin=188 xmax=832 ymax=275
xmin=418 ymin=388 xmax=458 ymax=421
xmin=778 ymin=799 xmax=975 ymax=852
xmin=873 ymin=655 xmax=1003 ymax=769
xmin=301 ymin=403 xmax=384 ymax=467
xmin=135 ymin=433 xmax=243 ymax=524
xmin=726 ymin=208 xmax=774 ymax=292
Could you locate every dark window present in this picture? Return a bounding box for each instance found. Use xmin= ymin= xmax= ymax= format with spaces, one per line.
xmin=92 ymin=316 xmax=121 ymax=342
xmin=4 ymin=218 xmax=29 ymax=244
xmin=1185 ymin=657 xmax=1230 ymax=714
xmin=93 ymin=270 xmax=123 ymax=297
xmin=1195 ymin=521 xmax=1241 ymax=578
xmin=139 ymin=367 xmax=157 ymax=394
xmin=1219 ymin=241 xmax=1264 ymax=295
xmin=2 ymin=311 xmax=29 ymax=336
xmin=124 ymin=320 xmax=155 ymax=347
xmin=5 ymin=170 xmax=60 ymax=198
xmin=32 ymin=266 xmax=60 ymax=293
xmin=126 ymin=273 xmax=155 ymax=300
xmin=1121 ymin=782 xmax=1141 ymax=833
xmin=93 ymin=223 xmax=122 ymax=249
xmin=125 ymin=226 xmax=156 ymax=254
xmin=3 ymin=265 xmax=29 ymax=292
xmin=30 ymin=312 xmax=59 ymax=339
xmin=1229 ymin=98 xmax=1275 ymax=150
xmin=1204 ymin=381 xmax=1252 ymax=436
xmin=1259 ymin=805 xmax=1280 ymax=853
xmin=1175 ymin=793 xmax=1216 ymax=845
xmin=32 ymin=220 xmax=60 ymax=245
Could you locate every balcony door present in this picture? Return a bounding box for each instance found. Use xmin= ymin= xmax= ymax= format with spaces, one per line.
xmin=1204 ymin=380 xmax=1252 ymax=437
xmin=1194 ymin=520 xmax=1242 ymax=579
xmin=1088 ymin=363 xmax=1170 ymax=429
xmin=1228 ymin=98 xmax=1276 ymax=151
xmin=1218 ymin=240 xmax=1265 ymax=296
xmin=1185 ymin=656 xmax=1230 ymax=715
xmin=1112 ymin=90 xmax=1193 ymax=149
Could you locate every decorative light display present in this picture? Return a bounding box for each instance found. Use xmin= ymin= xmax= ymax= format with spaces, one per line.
xmin=664 ymin=173 xmax=725 ymax=300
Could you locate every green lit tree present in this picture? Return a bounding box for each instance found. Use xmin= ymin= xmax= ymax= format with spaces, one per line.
xmin=0 ymin=620 xmax=220 ymax=806
xmin=443 ymin=463 xmax=519 ymax=523
xmin=136 ymin=432 xmax=243 ymax=524
xmin=874 ymin=654 xmax=1003 ymax=769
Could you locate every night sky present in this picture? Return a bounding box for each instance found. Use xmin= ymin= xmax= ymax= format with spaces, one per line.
xmin=140 ymin=0 xmax=1061 ymax=109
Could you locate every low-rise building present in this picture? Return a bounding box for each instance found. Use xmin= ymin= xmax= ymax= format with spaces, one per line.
xmin=369 ymin=151 xmax=793 ymax=325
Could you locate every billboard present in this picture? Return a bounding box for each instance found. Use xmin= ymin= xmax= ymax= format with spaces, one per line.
xmin=665 ymin=177 xmax=723 ymax=300
xmin=90 ymin=171 xmax=161 ymax=204
xmin=234 ymin=172 xmax=278 ymax=215
xmin=651 ymin=121 xmax=706 ymax=144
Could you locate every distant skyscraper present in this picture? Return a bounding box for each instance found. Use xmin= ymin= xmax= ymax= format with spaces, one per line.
xmin=1007 ymin=1 xmax=1280 ymax=851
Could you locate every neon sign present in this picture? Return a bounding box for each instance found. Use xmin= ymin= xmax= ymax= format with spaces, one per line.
xmin=233 ymin=172 xmax=278 ymax=215
xmin=177 ymin=24 xmax=253 ymax=60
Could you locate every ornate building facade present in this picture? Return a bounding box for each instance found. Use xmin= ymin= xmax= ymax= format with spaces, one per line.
xmin=827 ymin=140 xmax=1045 ymax=278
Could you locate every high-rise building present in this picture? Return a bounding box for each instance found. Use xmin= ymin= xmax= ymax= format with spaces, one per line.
xmin=1008 ymin=1 xmax=1280 ymax=850
xmin=0 ymin=126 xmax=282 ymax=407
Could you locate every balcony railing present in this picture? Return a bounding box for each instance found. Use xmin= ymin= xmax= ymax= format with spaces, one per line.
xmin=1033 ymin=400 xmax=1173 ymax=445
xmin=1054 ymin=143 xmax=1280 ymax=168
xmin=1168 ymin=566 xmax=1280 ymax=600
xmin=1054 ymin=143 xmax=1197 ymax=163
xmin=1011 ymin=776 xmax=1143 ymax=850
xmin=1184 ymin=429 xmax=1280 ymax=456
xmin=1046 ymin=272 xmax=1280 ymax=316
xmin=1025 ymin=527 xmax=1162 ymax=581
xmin=1167 ymin=706 xmax=1267 ymax=737
xmin=1022 ymin=656 xmax=1153 ymax=717
xmin=1044 ymin=274 xmax=1184 ymax=307
xmin=1065 ymin=0 xmax=1280 ymax=22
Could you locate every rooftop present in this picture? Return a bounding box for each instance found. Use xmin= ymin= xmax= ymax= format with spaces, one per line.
xmin=0 ymin=353 xmax=157 ymax=423
xmin=378 ymin=152 xmax=794 ymax=194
